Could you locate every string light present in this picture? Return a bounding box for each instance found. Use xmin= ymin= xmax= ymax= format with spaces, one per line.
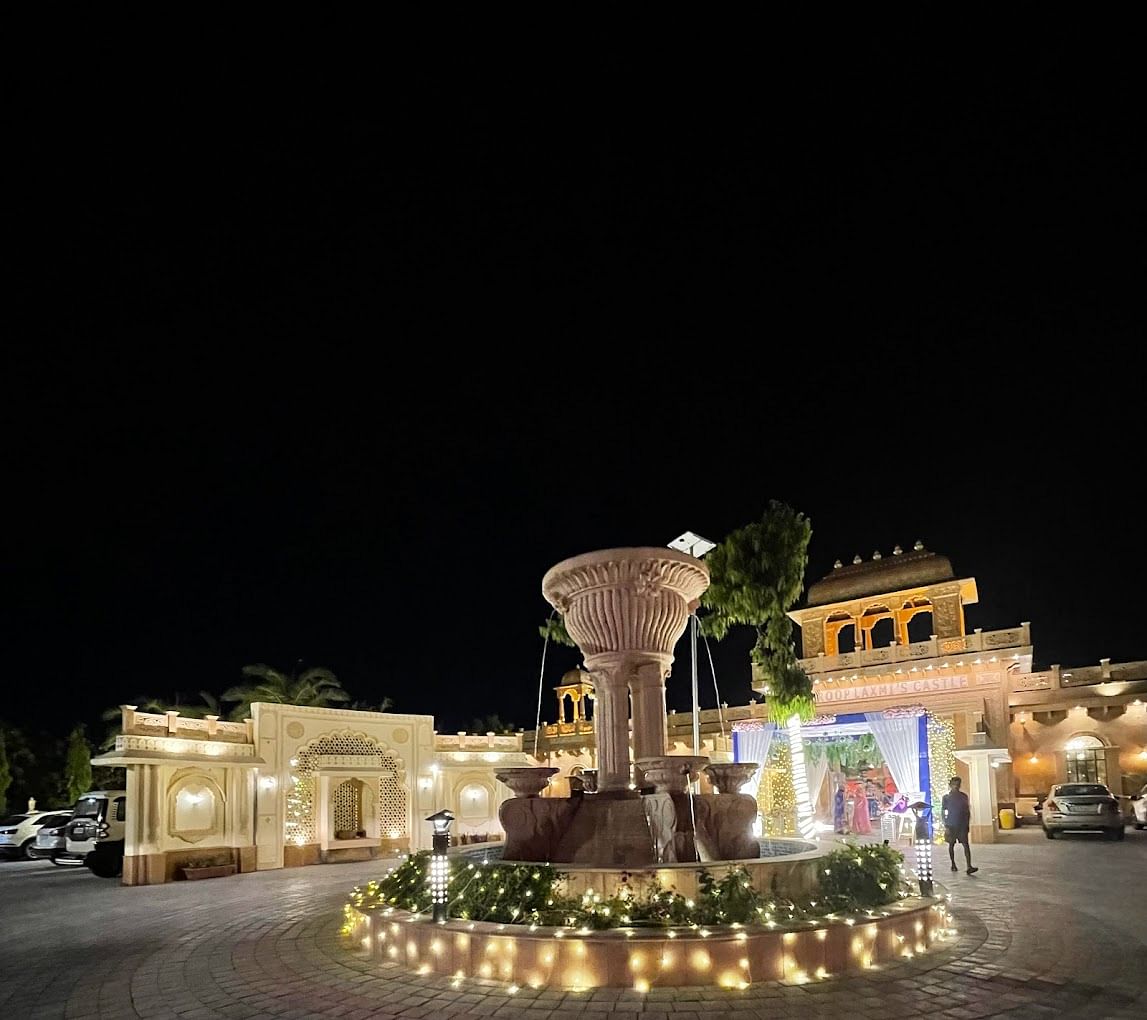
xmin=927 ymin=714 xmax=957 ymax=839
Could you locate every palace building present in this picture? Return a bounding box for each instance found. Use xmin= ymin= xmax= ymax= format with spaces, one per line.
xmin=784 ymin=543 xmax=1147 ymax=839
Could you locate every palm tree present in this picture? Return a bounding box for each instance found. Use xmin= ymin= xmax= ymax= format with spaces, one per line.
xmin=222 ymin=662 xmax=351 ymax=720
xmin=100 ymin=695 xmax=174 ymax=750
xmin=349 ymin=696 xmax=395 ymax=714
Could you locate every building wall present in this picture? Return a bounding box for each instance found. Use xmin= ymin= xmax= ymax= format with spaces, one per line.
xmin=252 ymin=703 xmax=436 ymax=870
xmin=1010 ymin=702 xmax=1147 ymax=798
xmin=122 ymin=761 xmax=257 ymax=885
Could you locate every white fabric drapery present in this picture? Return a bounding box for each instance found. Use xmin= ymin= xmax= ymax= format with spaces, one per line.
xmin=864 ymin=713 xmax=921 ymax=795
xmin=734 ymin=725 xmax=775 ymax=804
xmin=805 ymin=753 xmax=830 ymax=815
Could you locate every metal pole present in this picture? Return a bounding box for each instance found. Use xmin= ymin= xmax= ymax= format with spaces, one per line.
xmin=691 ymin=615 xmax=700 ymax=756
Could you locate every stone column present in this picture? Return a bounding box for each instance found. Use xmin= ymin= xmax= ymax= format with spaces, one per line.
xmin=586 ymin=656 xmax=632 ymax=793
xmin=954 ymin=747 xmax=1011 ymax=843
xmin=628 ymin=657 xmax=672 ymax=763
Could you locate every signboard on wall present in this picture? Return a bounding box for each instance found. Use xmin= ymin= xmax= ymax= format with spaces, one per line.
xmin=815 ymin=674 xmax=970 ymax=705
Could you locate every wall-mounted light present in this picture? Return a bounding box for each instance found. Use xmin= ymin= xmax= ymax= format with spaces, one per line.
xmin=259 ymin=776 xmax=277 ymax=791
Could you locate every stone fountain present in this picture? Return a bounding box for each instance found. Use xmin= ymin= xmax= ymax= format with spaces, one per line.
xmin=497 ymin=547 xmax=760 ymax=865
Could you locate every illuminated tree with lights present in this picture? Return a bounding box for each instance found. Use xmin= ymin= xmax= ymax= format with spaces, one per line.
xmin=701 ymin=503 xmax=817 ymax=838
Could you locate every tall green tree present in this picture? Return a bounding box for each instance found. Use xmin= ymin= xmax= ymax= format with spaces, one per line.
xmin=64 ymin=725 xmax=93 ymax=803
xmin=0 ymin=730 xmax=11 ymax=813
xmin=471 ymin=714 xmax=518 ymax=735
xmin=701 ymin=502 xmax=816 ymax=723
xmin=222 ymin=662 xmax=351 ymax=720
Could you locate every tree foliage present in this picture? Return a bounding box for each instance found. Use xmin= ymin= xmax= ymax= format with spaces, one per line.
xmin=700 ymin=502 xmax=815 ymax=721
xmin=64 ymin=725 xmax=93 ymax=803
xmin=470 ymin=714 xmax=518 ymax=735
xmin=538 ymin=615 xmax=575 ymax=647
xmin=0 ymin=730 xmax=11 ymax=813
xmin=222 ymin=663 xmax=351 ymax=720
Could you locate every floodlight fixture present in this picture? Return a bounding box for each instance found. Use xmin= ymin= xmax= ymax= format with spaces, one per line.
xmin=668 ymin=530 xmax=716 ymax=756
xmin=668 ymin=531 xmax=717 ymax=558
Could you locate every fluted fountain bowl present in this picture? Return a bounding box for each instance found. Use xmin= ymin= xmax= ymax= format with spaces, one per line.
xmin=704 ymin=762 xmax=760 ymax=794
xmin=495 ymin=767 xmax=559 ymax=798
xmin=636 ymin=755 xmax=710 ymax=794
xmin=541 ymin=548 xmax=710 ymax=659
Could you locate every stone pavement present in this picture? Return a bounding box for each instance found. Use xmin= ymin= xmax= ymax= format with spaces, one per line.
xmin=1 ymin=827 xmax=1144 ymax=1019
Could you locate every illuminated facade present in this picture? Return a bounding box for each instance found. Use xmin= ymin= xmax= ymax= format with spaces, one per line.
xmin=95 ymin=703 xmax=535 ymax=884
xmin=784 ymin=544 xmax=1147 ymax=837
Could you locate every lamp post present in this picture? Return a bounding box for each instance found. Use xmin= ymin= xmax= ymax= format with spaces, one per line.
xmin=668 ymin=531 xmax=717 ymax=756
xmin=909 ymin=800 xmax=934 ymax=896
xmin=427 ymin=809 xmax=454 ymax=923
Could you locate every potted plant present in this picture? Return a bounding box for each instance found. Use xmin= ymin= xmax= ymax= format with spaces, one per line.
xmin=179 ymin=855 xmax=237 ymax=880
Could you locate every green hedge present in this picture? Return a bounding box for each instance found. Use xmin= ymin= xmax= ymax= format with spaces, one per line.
xmin=348 ymin=842 xmax=910 ymax=930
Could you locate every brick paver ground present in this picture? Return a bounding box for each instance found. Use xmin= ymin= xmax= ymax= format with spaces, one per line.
xmin=1 ymin=827 xmax=1144 ymax=1019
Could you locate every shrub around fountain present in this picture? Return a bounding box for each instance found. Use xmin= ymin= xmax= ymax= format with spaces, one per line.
xmin=348 ymin=843 xmax=908 ymax=931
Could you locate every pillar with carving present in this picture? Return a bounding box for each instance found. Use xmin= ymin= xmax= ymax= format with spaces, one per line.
xmin=543 ymin=548 xmax=709 ymax=796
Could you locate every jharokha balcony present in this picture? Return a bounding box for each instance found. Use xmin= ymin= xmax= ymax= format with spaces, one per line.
xmin=796 ymin=624 xmax=1032 ymax=678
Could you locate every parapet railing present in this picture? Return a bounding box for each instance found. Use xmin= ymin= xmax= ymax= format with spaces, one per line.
xmin=798 ymin=625 xmax=1031 ymax=676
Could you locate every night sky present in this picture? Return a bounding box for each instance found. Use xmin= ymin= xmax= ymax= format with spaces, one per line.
xmin=7 ymin=51 xmax=1144 ymax=743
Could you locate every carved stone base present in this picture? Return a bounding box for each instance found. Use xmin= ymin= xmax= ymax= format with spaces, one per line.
xmin=499 ymin=793 xmax=760 ymax=865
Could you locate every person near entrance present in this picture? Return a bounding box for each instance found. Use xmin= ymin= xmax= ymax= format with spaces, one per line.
xmin=942 ymin=776 xmax=978 ymax=875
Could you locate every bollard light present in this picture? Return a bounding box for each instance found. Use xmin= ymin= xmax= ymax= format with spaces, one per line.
xmin=426 ymin=809 xmax=455 ymax=923
xmin=909 ymin=800 xmax=933 ymax=896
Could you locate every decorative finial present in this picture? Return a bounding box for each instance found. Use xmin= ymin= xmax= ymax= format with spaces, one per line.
xmin=893 ymin=544 xmax=903 ymax=555
xmin=913 ymin=539 xmax=924 ymax=551
xmin=872 ymin=550 xmax=882 ymax=560
xmin=852 ymin=554 xmax=862 ymax=564
xmin=833 ymin=559 xmax=842 ymax=569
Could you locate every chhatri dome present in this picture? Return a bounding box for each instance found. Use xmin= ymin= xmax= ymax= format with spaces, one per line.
xmin=806 ymin=540 xmax=954 ymax=606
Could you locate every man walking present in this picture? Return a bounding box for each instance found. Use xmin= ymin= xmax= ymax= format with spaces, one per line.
xmin=942 ymin=776 xmax=978 ymax=875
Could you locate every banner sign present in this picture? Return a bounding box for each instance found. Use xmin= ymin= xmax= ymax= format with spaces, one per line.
xmin=814 ymin=675 xmax=969 ymax=704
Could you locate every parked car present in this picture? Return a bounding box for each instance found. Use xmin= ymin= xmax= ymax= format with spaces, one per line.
xmin=1132 ymin=784 xmax=1147 ymax=830
xmin=1041 ymin=782 xmax=1125 ymax=840
xmin=63 ymin=790 xmax=127 ymax=876
xmin=0 ymin=810 xmax=74 ymax=860
xmin=29 ymin=812 xmax=77 ymax=864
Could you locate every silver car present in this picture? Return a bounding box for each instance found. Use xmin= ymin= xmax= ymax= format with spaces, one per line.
xmin=29 ymin=812 xmax=75 ymax=864
xmin=1042 ymin=782 xmax=1125 ymax=840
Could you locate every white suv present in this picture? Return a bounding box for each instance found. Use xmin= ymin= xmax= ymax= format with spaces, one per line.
xmin=1132 ymin=784 xmax=1147 ymax=830
xmin=0 ymin=810 xmax=74 ymax=860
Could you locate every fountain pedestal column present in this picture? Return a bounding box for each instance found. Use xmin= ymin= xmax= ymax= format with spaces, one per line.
xmin=543 ymin=548 xmax=710 ymax=797
xmin=584 ymin=656 xmax=634 ymax=794
xmin=627 ymin=656 xmax=673 ymax=765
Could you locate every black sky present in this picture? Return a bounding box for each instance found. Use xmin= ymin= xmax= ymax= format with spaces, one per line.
xmin=5 ymin=47 xmax=1145 ymax=741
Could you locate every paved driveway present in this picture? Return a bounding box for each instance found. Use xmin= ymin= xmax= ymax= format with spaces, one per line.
xmin=1 ymin=828 xmax=1144 ymax=1019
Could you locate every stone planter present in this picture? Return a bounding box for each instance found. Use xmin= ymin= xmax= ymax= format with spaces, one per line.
xmin=180 ymin=864 xmax=236 ymax=881
xmin=636 ymin=755 xmax=709 ymax=794
xmin=704 ymin=762 xmax=760 ymax=794
xmin=495 ymin=767 xmax=558 ymax=798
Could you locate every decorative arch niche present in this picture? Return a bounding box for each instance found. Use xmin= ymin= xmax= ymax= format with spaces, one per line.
xmin=287 ymin=728 xmax=409 ymax=847
xmin=167 ymin=771 xmax=226 ymax=845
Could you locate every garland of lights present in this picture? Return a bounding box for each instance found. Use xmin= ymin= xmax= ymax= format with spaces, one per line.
xmin=348 ymin=843 xmax=911 ymax=931
xmin=927 ymin=713 xmax=957 ymax=843
xmin=765 ymin=742 xmax=796 ymax=835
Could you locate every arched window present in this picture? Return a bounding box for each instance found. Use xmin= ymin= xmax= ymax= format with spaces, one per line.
xmin=1064 ymin=735 xmax=1107 ymax=785
xmin=903 ymin=599 xmax=934 ymax=644
xmin=868 ymin=616 xmax=896 ymax=648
